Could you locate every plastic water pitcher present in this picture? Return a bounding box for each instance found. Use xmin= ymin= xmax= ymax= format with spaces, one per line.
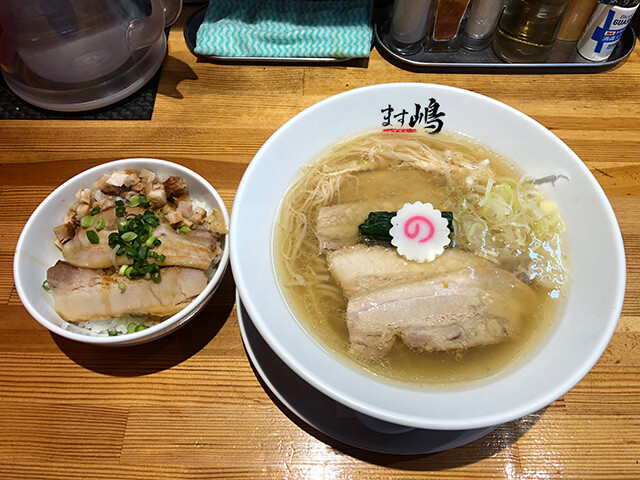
xmin=0 ymin=0 xmax=182 ymax=111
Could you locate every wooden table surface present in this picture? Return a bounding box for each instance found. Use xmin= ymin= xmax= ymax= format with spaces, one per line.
xmin=2 ymin=6 xmax=639 ymax=479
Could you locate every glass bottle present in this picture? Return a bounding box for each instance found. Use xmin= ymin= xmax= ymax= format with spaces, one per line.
xmin=463 ymin=0 xmax=505 ymax=50
xmin=492 ymin=0 xmax=570 ymax=63
xmin=390 ymin=0 xmax=434 ymax=54
xmin=425 ymin=0 xmax=474 ymax=51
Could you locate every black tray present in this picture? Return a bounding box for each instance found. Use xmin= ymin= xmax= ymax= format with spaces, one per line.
xmin=184 ymin=4 xmax=357 ymax=63
xmin=374 ymin=8 xmax=636 ymax=73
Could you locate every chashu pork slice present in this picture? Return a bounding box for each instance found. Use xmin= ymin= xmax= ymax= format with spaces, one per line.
xmin=327 ymin=246 xmax=537 ymax=359
xmin=314 ymin=170 xmax=446 ymax=251
xmin=316 ymin=201 xmax=401 ymax=251
xmin=327 ymin=244 xmax=477 ymax=298
xmin=61 ymin=220 xmax=219 ymax=270
xmin=47 ymin=261 xmax=208 ymax=322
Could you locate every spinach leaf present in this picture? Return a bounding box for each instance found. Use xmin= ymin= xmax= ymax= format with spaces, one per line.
xmin=358 ymin=210 xmax=454 ymax=243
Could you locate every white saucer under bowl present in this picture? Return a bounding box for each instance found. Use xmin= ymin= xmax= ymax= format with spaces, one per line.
xmin=236 ymin=291 xmax=497 ymax=455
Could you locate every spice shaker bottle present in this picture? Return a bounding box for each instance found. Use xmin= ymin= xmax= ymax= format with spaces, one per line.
xmin=556 ymin=0 xmax=599 ymax=41
xmin=425 ymin=0 xmax=474 ymax=51
xmin=463 ymin=0 xmax=505 ymax=50
xmin=577 ymin=0 xmax=639 ymax=61
xmin=492 ymin=0 xmax=570 ymax=63
xmin=390 ymin=0 xmax=434 ymax=54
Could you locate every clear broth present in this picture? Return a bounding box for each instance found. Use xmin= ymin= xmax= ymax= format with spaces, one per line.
xmin=274 ymin=130 xmax=566 ymax=388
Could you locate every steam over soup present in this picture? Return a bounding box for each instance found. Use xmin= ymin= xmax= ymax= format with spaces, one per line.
xmin=274 ymin=130 xmax=567 ymax=386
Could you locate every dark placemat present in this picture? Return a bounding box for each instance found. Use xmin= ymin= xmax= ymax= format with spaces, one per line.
xmin=0 ymin=29 xmax=170 ymax=120
xmin=0 ymin=71 xmax=162 ymax=120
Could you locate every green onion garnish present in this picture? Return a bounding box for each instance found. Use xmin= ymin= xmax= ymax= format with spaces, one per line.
xmin=148 ymin=251 xmax=166 ymax=262
xmin=129 ymin=195 xmax=141 ymax=207
xmin=90 ymin=206 xmax=101 ymax=215
xmin=135 ymin=325 xmax=148 ymax=332
xmin=142 ymin=213 xmax=159 ymax=227
xmin=145 ymin=236 xmax=158 ymax=248
xmin=139 ymin=196 xmax=148 ymax=207
xmin=86 ymin=230 xmax=99 ymax=244
xmin=107 ymin=210 xmax=164 ymax=282
xmin=94 ymin=217 xmax=106 ymax=231
xmin=115 ymin=206 xmax=126 ymax=218
xmin=178 ymin=226 xmax=191 ymax=234
xmin=118 ymin=265 xmax=128 ymax=276
xmin=127 ymin=322 xmax=138 ymax=333
xmin=108 ymin=331 xmax=119 ymax=336
xmin=80 ymin=215 xmax=94 ymax=228
xmin=42 ymin=280 xmax=51 ymax=292
xmin=115 ymin=200 xmax=125 ymax=207
xmin=119 ymin=282 xmax=127 ymax=293
xmin=120 ymin=231 xmax=137 ymax=242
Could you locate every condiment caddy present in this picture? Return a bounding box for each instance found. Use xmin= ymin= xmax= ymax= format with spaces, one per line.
xmin=375 ymin=6 xmax=635 ymax=72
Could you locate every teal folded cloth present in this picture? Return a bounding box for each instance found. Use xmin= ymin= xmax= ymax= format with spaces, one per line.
xmin=195 ymin=0 xmax=373 ymax=58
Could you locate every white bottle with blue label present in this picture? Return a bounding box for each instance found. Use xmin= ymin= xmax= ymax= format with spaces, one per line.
xmin=577 ymin=0 xmax=639 ymax=61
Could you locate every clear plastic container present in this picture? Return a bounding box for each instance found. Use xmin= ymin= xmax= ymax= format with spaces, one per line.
xmin=0 ymin=0 xmax=182 ymax=111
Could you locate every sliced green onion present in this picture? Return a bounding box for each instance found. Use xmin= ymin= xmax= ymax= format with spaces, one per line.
xmin=137 ymin=246 xmax=148 ymax=260
xmin=115 ymin=206 xmax=126 ymax=217
xmin=179 ymin=226 xmax=191 ymax=234
xmin=145 ymin=236 xmax=157 ymax=248
xmin=120 ymin=231 xmax=137 ymax=242
xmin=135 ymin=325 xmax=148 ymax=332
xmin=90 ymin=206 xmax=101 ymax=215
xmin=118 ymin=281 xmax=127 ymax=293
xmin=118 ymin=265 xmax=128 ymax=276
xmin=86 ymin=230 xmax=99 ymax=244
xmin=94 ymin=217 xmax=106 ymax=231
xmin=42 ymin=280 xmax=51 ymax=292
xmin=115 ymin=200 xmax=125 ymax=207
xmin=127 ymin=322 xmax=138 ymax=333
xmin=149 ymin=251 xmax=166 ymax=262
xmin=138 ymin=196 xmax=148 ymax=206
xmin=80 ymin=215 xmax=94 ymax=228
xmin=104 ymin=210 xmax=165 ymax=282
xmin=142 ymin=212 xmax=159 ymax=227
xmin=108 ymin=331 xmax=119 ymax=336
xmin=129 ymin=195 xmax=141 ymax=207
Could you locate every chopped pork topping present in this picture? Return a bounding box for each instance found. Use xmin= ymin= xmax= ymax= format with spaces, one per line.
xmin=163 ymin=176 xmax=188 ymax=199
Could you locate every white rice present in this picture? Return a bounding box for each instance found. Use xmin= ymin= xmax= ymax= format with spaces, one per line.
xmin=80 ymin=314 xmax=161 ymax=337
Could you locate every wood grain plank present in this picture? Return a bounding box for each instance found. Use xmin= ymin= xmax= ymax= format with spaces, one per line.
xmin=0 ymin=403 xmax=129 ymax=461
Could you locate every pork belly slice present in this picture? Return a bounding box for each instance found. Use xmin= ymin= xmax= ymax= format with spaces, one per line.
xmin=328 ymin=245 xmax=478 ymax=298
xmin=314 ymin=169 xmax=447 ymax=251
xmin=47 ymin=261 xmax=208 ymax=322
xmin=61 ymin=221 xmax=219 ymax=270
xmin=316 ymin=200 xmax=408 ymax=251
xmin=327 ymin=246 xmax=536 ymax=358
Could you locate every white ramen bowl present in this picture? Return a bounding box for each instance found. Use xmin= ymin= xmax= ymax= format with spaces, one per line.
xmin=231 ymin=83 xmax=625 ymax=430
xmin=14 ymin=158 xmax=230 ymax=346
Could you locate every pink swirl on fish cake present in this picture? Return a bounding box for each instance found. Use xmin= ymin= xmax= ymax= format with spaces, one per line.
xmin=403 ymin=216 xmax=435 ymax=243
